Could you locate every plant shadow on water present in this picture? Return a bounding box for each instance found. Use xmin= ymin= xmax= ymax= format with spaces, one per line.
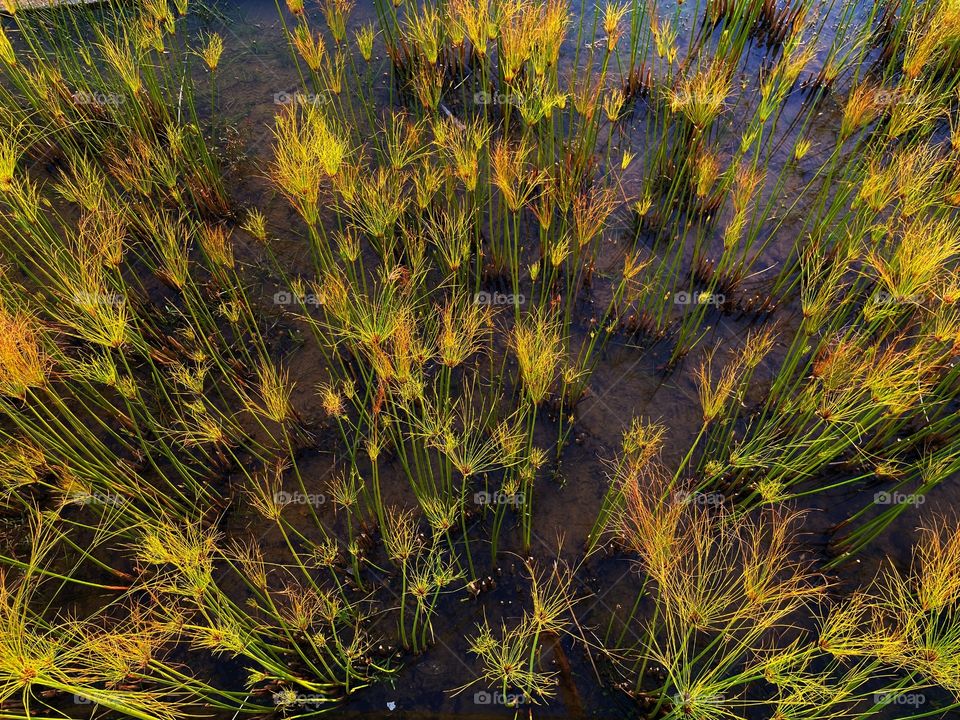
xmin=1 ymin=0 xmax=960 ymax=718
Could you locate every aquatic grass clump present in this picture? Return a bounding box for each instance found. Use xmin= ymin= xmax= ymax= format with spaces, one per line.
xmin=510 ymin=309 xmax=563 ymax=407
xmin=272 ymin=102 xmax=348 ymax=227
xmin=0 ymin=305 xmax=49 ymax=401
xmin=0 ymin=513 xmax=192 ymax=720
xmin=459 ymin=559 xmax=578 ymax=706
xmin=595 ymin=435 xmax=960 ymax=719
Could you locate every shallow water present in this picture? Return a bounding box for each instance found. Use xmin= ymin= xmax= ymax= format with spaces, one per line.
xmin=5 ymin=0 xmax=958 ymax=717
xmin=189 ymin=1 xmax=960 ymax=717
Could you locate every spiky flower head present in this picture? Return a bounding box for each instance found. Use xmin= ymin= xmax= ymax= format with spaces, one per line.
xmin=384 ymin=506 xmax=420 ymax=563
xmin=434 ymin=115 xmax=491 ymax=191
xmin=840 ymin=84 xmax=882 ymax=138
xmin=421 ymin=494 xmax=461 ymax=536
xmin=318 ymin=382 xmax=345 ymax=418
xmin=255 ymin=361 xmax=294 ymax=424
xmin=292 ymin=25 xmax=326 ymax=72
xmin=242 ymin=208 xmax=268 ymax=242
xmin=0 ymin=133 xmax=19 ymax=191
xmin=200 ymin=33 xmax=224 ymax=71
xmin=355 ymin=23 xmax=375 ymax=61
xmin=668 ymin=59 xmax=731 ymax=130
xmin=199 ymin=223 xmax=234 ymax=269
xmin=510 ymin=309 xmax=563 ymax=405
xmin=272 ymin=102 xmax=348 ymax=225
xmin=438 ymin=299 xmax=489 ymax=367
xmin=323 ymin=0 xmax=355 ymax=44
xmin=135 ymin=519 xmax=219 ymax=597
xmin=603 ymin=2 xmax=630 ymax=52
xmin=0 ymin=25 xmax=15 ymax=66
xmin=0 ymin=306 xmax=49 ymax=400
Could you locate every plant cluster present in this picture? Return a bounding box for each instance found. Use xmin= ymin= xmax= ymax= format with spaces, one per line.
xmin=0 ymin=0 xmax=958 ymax=717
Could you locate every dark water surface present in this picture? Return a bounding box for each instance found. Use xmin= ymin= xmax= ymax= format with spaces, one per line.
xmin=192 ymin=1 xmax=960 ymax=717
xmin=5 ymin=0 xmax=952 ymax=717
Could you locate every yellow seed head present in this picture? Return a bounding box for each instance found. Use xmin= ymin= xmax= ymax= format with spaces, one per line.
xmin=199 ymin=223 xmax=234 ymax=269
xmin=840 ymin=84 xmax=882 ymax=138
xmin=603 ymin=87 xmax=626 ymax=123
xmin=438 ymin=300 xmax=488 ymax=367
xmin=0 ymin=135 xmax=19 ymax=191
xmin=448 ymin=0 xmax=491 ymax=56
xmin=511 ymin=309 xmax=563 ymax=405
xmin=355 ymin=23 xmax=375 ymax=61
xmin=200 ymin=33 xmax=223 ymax=71
xmin=292 ymin=25 xmax=325 ymax=72
xmin=0 ymin=308 xmax=48 ymax=400
xmin=242 ymin=208 xmax=268 ymax=243
xmin=256 ymin=362 xmax=293 ymax=424
xmin=603 ymin=2 xmax=630 ymax=52
xmin=669 ymin=60 xmax=732 ymax=130
xmin=318 ymin=383 xmax=345 ymax=418
xmin=0 ymin=26 xmax=15 ymax=66
xmin=323 ymin=0 xmax=355 ymax=44
xmin=272 ymin=102 xmax=348 ymax=224
xmin=100 ymin=36 xmax=141 ymax=95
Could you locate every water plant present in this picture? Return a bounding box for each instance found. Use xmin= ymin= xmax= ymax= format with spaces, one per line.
xmin=1 ymin=0 xmax=960 ymax=716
